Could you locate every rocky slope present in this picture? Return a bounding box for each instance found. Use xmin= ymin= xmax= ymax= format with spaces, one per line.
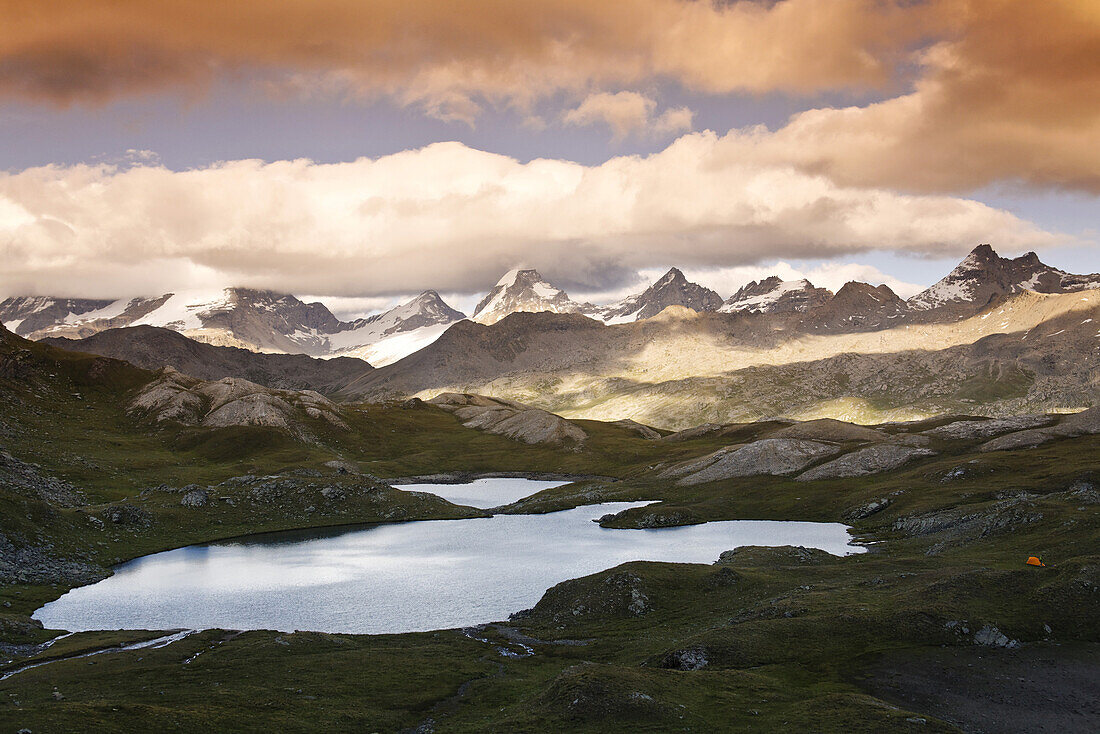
xmin=42 ymin=326 xmax=372 ymax=394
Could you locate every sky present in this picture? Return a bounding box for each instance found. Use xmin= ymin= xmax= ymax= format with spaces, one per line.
xmin=0 ymin=0 xmax=1097 ymax=315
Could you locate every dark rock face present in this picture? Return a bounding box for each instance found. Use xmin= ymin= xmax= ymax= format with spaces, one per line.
xmin=197 ymin=288 xmax=343 ymax=341
xmin=801 ymin=281 xmax=908 ymax=331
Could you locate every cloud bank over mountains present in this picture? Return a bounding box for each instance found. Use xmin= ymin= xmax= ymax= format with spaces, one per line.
xmin=0 ymin=133 xmax=1056 ymax=299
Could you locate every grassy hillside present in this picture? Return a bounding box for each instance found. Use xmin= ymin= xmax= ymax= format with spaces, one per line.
xmin=0 ymin=324 xmax=1097 ymax=732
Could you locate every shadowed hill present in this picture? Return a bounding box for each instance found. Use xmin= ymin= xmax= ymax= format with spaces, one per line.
xmin=340 ymin=290 xmax=1100 ymax=428
xmin=43 ymin=326 xmax=373 ymax=394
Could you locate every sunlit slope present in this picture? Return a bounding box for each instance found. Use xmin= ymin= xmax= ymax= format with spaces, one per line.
xmin=351 ymin=291 xmax=1099 ymax=428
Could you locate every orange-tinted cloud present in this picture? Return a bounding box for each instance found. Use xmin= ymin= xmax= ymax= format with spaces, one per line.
xmin=1 ymin=1 xmax=1098 ymax=192
xmin=0 ymin=0 xmax=931 ymax=111
xmin=721 ymin=0 xmax=1100 ymax=192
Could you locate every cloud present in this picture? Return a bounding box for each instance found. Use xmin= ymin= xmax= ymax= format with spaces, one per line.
xmin=0 ymin=135 xmax=1057 ymax=299
xmin=563 ymin=91 xmax=693 ymax=139
xmin=709 ymin=1 xmax=1100 ymax=192
xmin=0 ymin=0 xmax=922 ymax=111
xmin=5 ymin=1 xmax=1098 ymax=192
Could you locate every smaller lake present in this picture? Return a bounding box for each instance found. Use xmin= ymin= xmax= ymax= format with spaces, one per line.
xmin=395 ymin=477 xmax=570 ymax=508
xmin=36 ymin=485 xmax=864 ymax=635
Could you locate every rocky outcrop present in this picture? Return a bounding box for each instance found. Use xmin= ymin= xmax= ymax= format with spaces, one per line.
xmin=660 ymin=646 xmax=709 ymax=671
xmin=797 ymin=444 xmax=936 ymax=481
xmin=667 ymin=439 xmax=841 ymax=485
xmin=428 ymin=392 xmax=586 ymax=448
xmin=716 ymin=546 xmax=833 ymax=566
xmin=980 ymin=407 xmax=1100 ymax=452
xmin=128 ymin=368 xmax=349 ymax=433
xmin=891 ymin=496 xmax=1045 ymax=549
xmin=656 ymin=423 xmax=725 ymax=442
xmin=925 ymin=415 xmax=1056 ymax=441
xmin=0 ymin=532 xmax=106 ymax=586
xmin=523 ymin=570 xmax=651 ymax=625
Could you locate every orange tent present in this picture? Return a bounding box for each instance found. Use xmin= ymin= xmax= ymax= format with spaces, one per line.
xmin=1026 ymin=556 xmax=1046 ymax=567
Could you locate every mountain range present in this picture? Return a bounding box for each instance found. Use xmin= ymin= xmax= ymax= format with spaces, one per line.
xmin=6 ymin=245 xmax=1096 ymax=368
xmin=4 ymin=245 xmax=1099 ymax=428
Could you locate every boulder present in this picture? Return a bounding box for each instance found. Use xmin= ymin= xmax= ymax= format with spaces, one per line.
xmin=180 ymin=488 xmax=209 ymax=507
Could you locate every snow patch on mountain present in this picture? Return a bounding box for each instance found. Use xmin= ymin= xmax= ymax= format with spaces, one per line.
xmin=131 ymin=290 xmax=234 ymax=331
xmin=472 ymin=269 xmax=581 ymax=325
xmin=908 ymin=244 xmax=1100 ymax=311
xmin=335 ymin=322 xmax=454 ymax=367
xmin=719 ymin=277 xmax=831 ymax=314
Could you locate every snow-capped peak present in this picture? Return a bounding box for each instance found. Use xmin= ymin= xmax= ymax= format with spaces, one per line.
xmin=495 ymin=269 xmax=524 ymax=289
xmin=908 ymin=244 xmax=1100 ymax=311
xmin=719 ymin=277 xmax=831 ymax=314
xmin=471 ymin=269 xmax=581 ymax=325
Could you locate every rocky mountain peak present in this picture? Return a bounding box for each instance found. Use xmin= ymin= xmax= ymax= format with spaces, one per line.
xmin=908 ymin=244 xmax=1100 ymax=312
xmin=719 ymin=277 xmax=832 ymax=314
xmin=801 ymin=281 xmax=907 ymax=330
xmin=343 ymin=291 xmax=465 ymax=335
xmin=592 ymin=267 xmax=723 ymax=323
xmin=471 ymin=269 xmax=580 ymax=325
